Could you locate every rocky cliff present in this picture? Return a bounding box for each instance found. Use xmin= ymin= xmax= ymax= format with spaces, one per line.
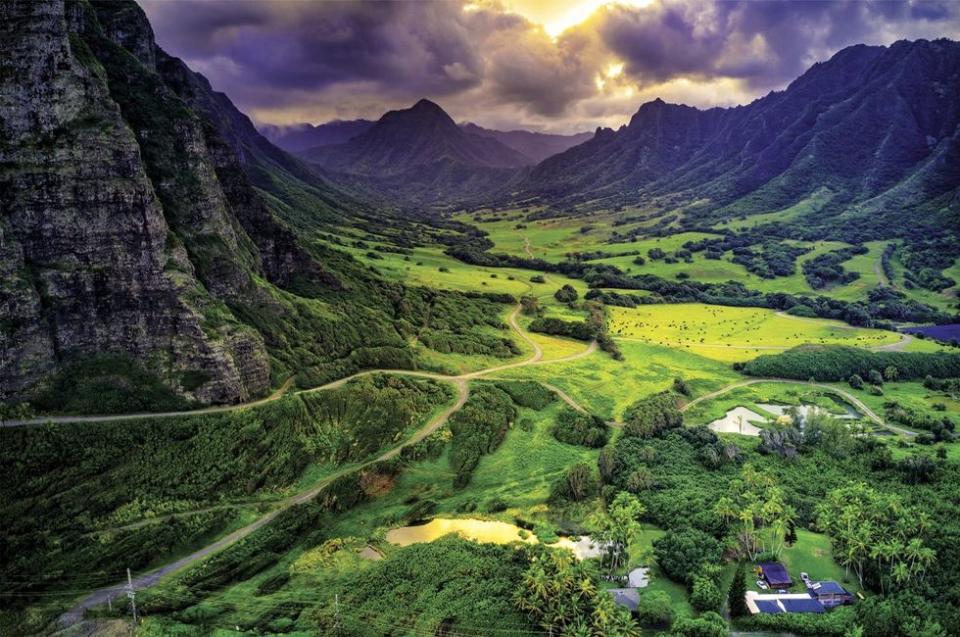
xmin=0 ymin=0 xmax=384 ymax=407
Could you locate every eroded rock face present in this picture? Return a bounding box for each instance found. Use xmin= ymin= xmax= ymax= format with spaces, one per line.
xmin=0 ymin=0 xmax=270 ymax=404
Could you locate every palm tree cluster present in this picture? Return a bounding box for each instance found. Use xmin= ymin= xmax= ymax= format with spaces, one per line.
xmin=514 ymin=550 xmax=641 ymax=637
xmin=816 ymin=483 xmax=935 ymax=593
xmin=593 ymin=491 xmax=646 ymax=575
xmin=714 ymin=464 xmax=797 ymax=559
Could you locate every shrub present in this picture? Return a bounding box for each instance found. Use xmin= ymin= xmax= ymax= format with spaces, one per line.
xmin=623 ymin=392 xmax=683 ymax=438
xmin=551 ymin=408 xmax=609 ymax=448
xmin=652 ymin=527 xmax=723 ymax=584
xmin=551 ymin=462 xmax=599 ymax=502
xmin=635 ymin=590 xmax=674 ymax=628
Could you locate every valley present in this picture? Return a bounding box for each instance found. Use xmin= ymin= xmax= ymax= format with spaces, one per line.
xmin=2 ymin=2 xmax=960 ymax=637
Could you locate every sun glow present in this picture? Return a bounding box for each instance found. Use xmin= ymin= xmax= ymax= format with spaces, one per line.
xmin=540 ymin=0 xmax=653 ymax=38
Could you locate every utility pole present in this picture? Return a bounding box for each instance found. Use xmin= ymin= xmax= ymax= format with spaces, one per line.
xmin=126 ymin=568 xmax=138 ymax=625
xmin=334 ymin=593 xmax=341 ymax=636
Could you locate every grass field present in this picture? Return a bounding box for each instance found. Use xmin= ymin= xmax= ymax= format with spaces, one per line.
xmin=608 ymin=303 xmax=901 ymax=362
xmin=499 ymin=338 xmax=740 ymax=421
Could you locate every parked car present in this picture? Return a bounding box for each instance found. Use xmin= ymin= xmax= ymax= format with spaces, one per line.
xmin=800 ymin=572 xmax=811 ymax=583
xmin=756 ymin=580 xmax=769 ymax=590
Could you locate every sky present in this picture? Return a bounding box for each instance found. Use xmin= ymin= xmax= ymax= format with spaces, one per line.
xmin=139 ymin=0 xmax=960 ymax=134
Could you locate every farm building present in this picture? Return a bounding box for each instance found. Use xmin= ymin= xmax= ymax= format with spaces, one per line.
xmin=607 ymin=588 xmax=640 ymax=612
xmin=807 ymin=581 xmax=853 ymax=608
xmin=759 ymin=561 xmax=793 ymax=588
xmin=746 ymin=591 xmax=826 ymax=615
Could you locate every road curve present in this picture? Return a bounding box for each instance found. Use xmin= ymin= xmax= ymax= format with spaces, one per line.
xmin=56 ymin=304 xmax=597 ymax=626
xmin=680 ymin=377 xmax=914 ymax=437
xmin=60 ymin=379 xmax=469 ymax=628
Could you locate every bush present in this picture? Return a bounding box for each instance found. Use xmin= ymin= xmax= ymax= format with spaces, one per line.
xmin=554 ymin=284 xmax=579 ymax=303
xmin=551 ymin=408 xmax=609 ymax=448
xmin=652 ymin=527 xmax=723 ymax=584
xmin=550 ymin=462 xmax=599 ymax=502
xmin=448 ymin=385 xmax=516 ymax=488
xmin=690 ymin=574 xmax=723 ymax=612
xmin=495 ymin=381 xmax=555 ymax=410
xmin=623 ymin=392 xmax=683 ymax=438
xmin=849 ymin=374 xmax=864 ymax=389
xmin=635 ymin=590 xmax=674 ymax=628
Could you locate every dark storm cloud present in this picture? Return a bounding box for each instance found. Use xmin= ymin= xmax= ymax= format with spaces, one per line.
xmin=142 ymin=1 xmax=483 ymax=96
xmin=595 ymin=0 xmax=960 ymax=90
xmin=138 ymin=0 xmax=960 ymax=130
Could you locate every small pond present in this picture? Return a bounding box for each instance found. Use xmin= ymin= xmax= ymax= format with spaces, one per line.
xmin=385 ymin=518 xmax=604 ymax=559
xmin=902 ymin=323 xmax=960 ymax=343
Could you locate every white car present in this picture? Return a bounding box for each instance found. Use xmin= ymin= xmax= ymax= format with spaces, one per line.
xmin=800 ymin=572 xmax=811 ymax=584
xmin=756 ymin=580 xmax=769 ymax=590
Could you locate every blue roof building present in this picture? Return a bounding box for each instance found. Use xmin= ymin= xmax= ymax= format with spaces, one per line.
xmin=807 ymin=581 xmax=853 ymax=608
xmin=759 ymin=562 xmax=793 ymax=588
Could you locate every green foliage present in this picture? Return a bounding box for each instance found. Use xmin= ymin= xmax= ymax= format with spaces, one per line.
xmin=652 ymin=528 xmax=723 ymax=584
xmin=551 ymin=407 xmax=609 ymax=448
xmin=554 ymin=284 xmax=579 ymax=303
xmin=667 ymin=611 xmax=727 ymax=637
xmin=449 ymin=384 xmax=517 ymax=488
xmin=728 ymin=562 xmax=749 ymax=618
xmin=550 ymin=462 xmax=600 ymax=502
xmin=623 ymin=391 xmax=683 ymax=438
xmin=515 ymin=548 xmax=640 ymax=636
xmin=30 ymin=354 xmax=192 ymax=414
xmin=299 ymin=375 xmax=452 ymax=464
xmin=495 ymin=381 xmax=556 ymax=410
xmin=635 ymin=590 xmax=674 ymax=628
xmin=528 ymin=316 xmax=597 ymax=341
xmin=308 ymin=537 xmax=533 ymax=636
xmin=689 ymin=574 xmax=723 ymax=612
xmin=738 ymin=606 xmax=855 ymax=636
xmin=744 ymin=345 xmax=960 ymax=382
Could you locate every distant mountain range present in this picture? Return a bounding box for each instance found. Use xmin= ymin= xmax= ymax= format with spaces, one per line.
xmin=518 ymin=39 xmax=960 ymax=234
xmin=261 ymin=115 xmax=591 ymax=164
xmin=288 ymin=39 xmax=959 ymax=225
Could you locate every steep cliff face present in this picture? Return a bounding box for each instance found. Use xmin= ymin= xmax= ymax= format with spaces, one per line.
xmin=0 ymin=0 xmax=348 ymax=405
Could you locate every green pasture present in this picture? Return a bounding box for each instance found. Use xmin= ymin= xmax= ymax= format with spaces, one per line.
xmin=607 ymin=303 xmax=900 ymax=362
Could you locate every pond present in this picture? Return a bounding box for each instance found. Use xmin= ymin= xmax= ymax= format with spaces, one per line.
xmin=707 ymin=407 xmax=765 ymax=436
xmin=903 ymin=323 xmax=960 ymax=343
xmin=385 ymin=518 xmax=604 ymax=559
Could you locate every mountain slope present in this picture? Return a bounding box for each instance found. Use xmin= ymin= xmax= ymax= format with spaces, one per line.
xmin=301 ymin=99 xmax=530 ymax=207
xmin=260 ymin=119 xmax=375 ymax=153
xmin=0 ymin=0 xmax=437 ymax=408
xmin=519 ymin=39 xmax=960 ymax=235
xmin=460 ymin=123 xmax=593 ymax=164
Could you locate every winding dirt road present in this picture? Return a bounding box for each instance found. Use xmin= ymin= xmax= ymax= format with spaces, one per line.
xmin=56 ymin=305 xmax=595 ymax=627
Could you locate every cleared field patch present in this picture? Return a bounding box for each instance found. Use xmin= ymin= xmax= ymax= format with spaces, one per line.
xmin=608 ymin=303 xmax=900 ymax=362
xmin=499 ymin=338 xmax=739 ymax=421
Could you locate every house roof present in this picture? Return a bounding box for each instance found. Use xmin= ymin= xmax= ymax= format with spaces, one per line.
xmin=759 ymin=562 xmax=792 ymax=584
xmin=780 ymin=597 xmax=826 ymax=613
xmin=746 ymin=591 xmax=825 ymax=615
xmin=808 ymin=581 xmax=848 ymax=595
xmin=607 ymin=588 xmax=640 ymax=612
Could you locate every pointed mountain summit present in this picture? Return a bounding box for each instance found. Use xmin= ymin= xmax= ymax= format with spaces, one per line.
xmin=303 ymin=98 xmax=530 ymax=175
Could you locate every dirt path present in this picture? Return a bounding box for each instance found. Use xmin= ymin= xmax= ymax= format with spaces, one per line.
xmin=523 ymin=236 xmax=534 ymax=258
xmin=57 ymin=306 xmax=595 ymax=627
xmin=679 ymin=378 xmax=914 ymax=437
xmin=59 ymin=379 xmax=469 ymax=628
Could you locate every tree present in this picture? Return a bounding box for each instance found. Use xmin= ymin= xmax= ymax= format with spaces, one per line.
xmin=728 ymin=562 xmax=749 ymax=618
xmin=868 ymin=369 xmax=884 ymax=386
xmin=554 ymin=284 xmax=579 ymax=303
xmin=652 ymin=528 xmax=722 ymax=584
xmin=690 ymin=574 xmax=723 ymax=612
xmin=634 ymin=590 xmax=674 ymax=628
xmin=595 ymin=492 xmax=645 ymax=574
xmin=849 ymin=374 xmax=864 ymax=389
xmin=672 ymin=377 xmax=690 ymax=396
xmin=884 ymin=365 xmax=899 ymax=382
xmin=520 ymin=296 xmax=541 ymax=315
